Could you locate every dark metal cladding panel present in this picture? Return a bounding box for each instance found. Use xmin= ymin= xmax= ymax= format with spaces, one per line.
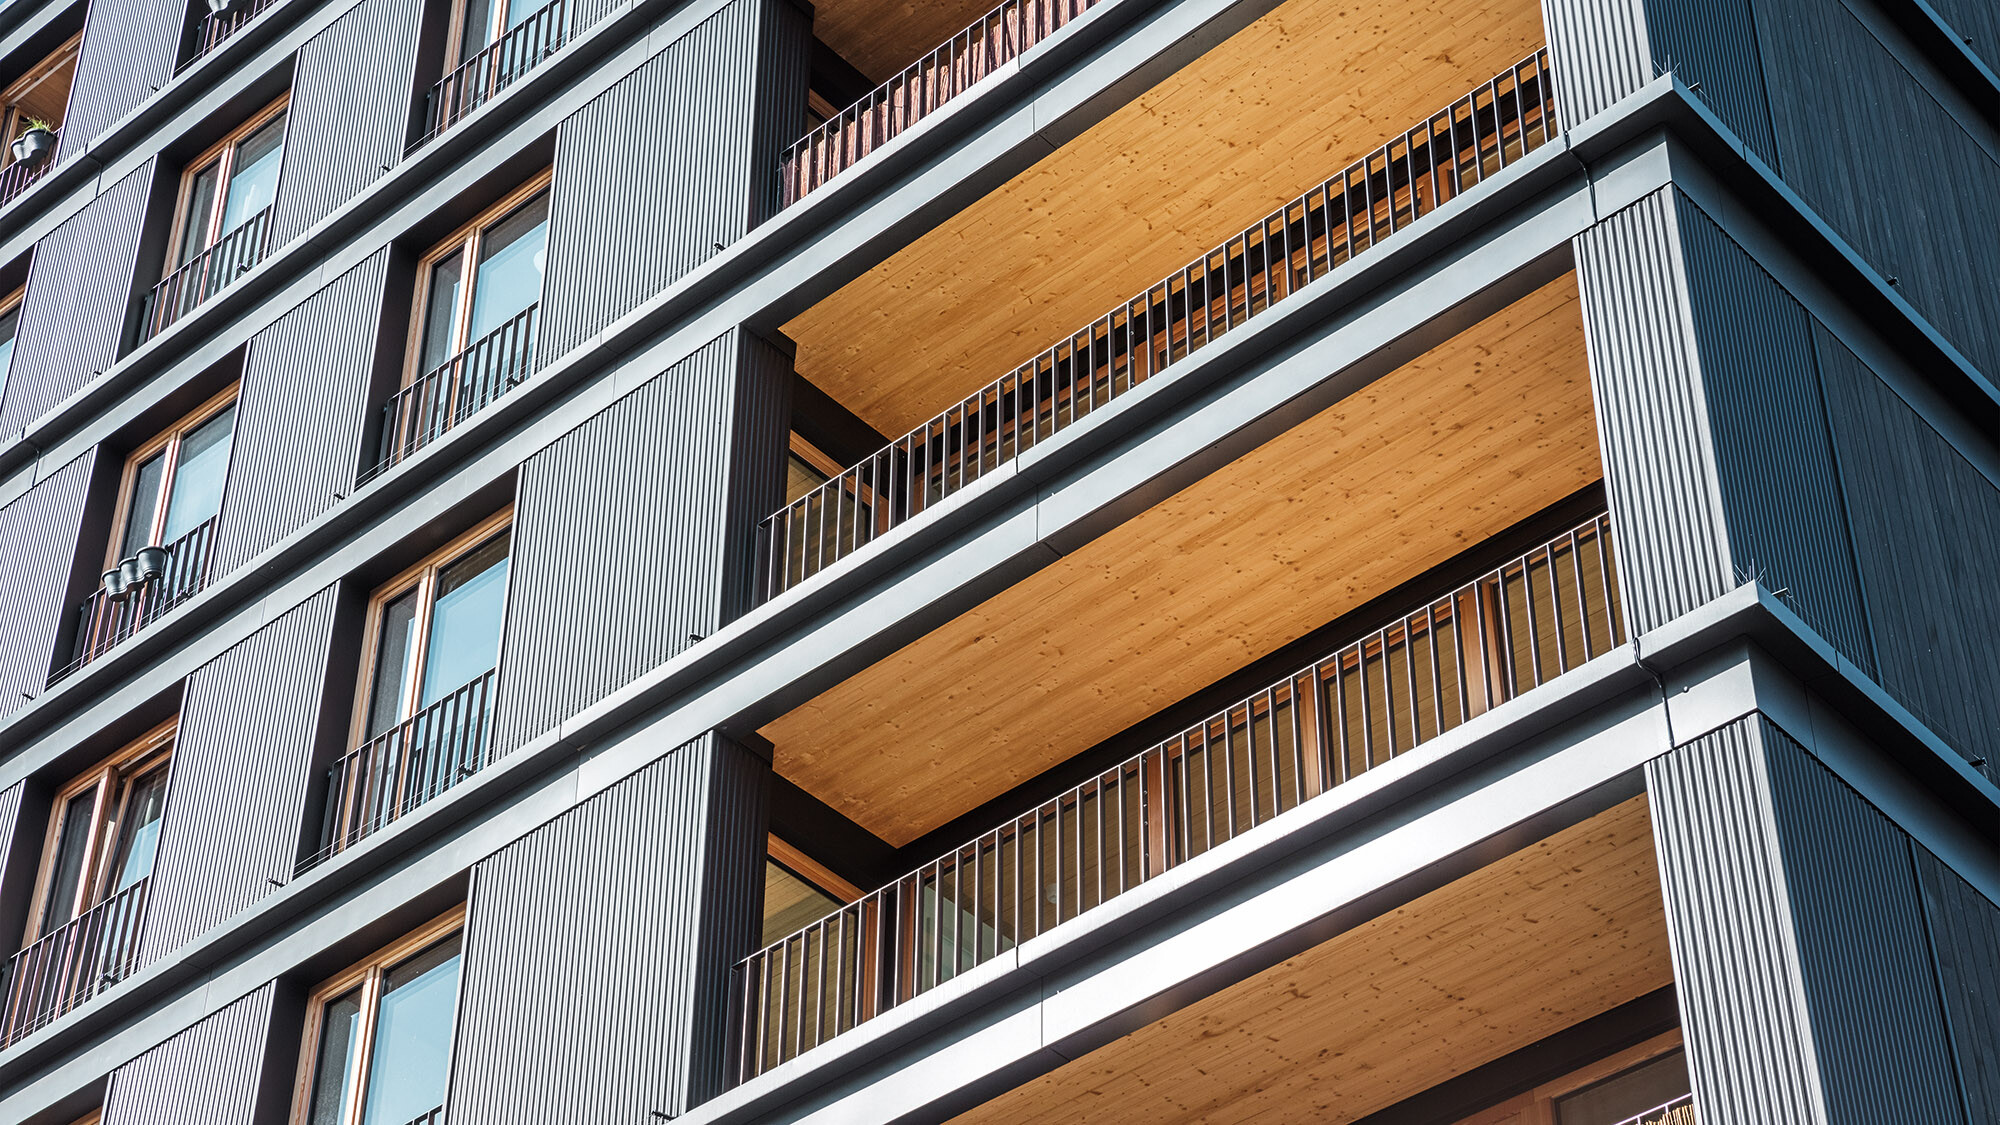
xmin=270 ymin=0 xmax=425 ymax=245
xmin=212 ymin=250 xmax=389 ymax=575
xmin=139 ymin=584 xmax=339 ymax=963
xmin=1814 ymin=325 xmax=2000 ymax=786
xmin=103 ymin=983 xmax=277 ymax=1125
xmin=447 ymin=733 xmax=768 ymax=1121
xmin=58 ymin=0 xmax=183 ymax=159
xmin=1914 ymin=850 xmax=2000 ymax=1124
xmin=536 ymin=0 xmax=809 ymax=363
xmin=0 ymin=163 xmax=153 ymax=435
xmin=1752 ymin=0 xmax=2000 ymax=383
xmin=490 ymin=328 xmax=788 ymax=755
xmin=0 ymin=780 xmax=21 ymax=893
xmin=1673 ymin=200 xmax=1870 ymax=670
xmin=0 ymin=451 xmax=94 ymax=718
xmin=1926 ymin=0 xmax=2000 ymax=76
xmin=1574 ymin=189 xmax=1733 ymax=636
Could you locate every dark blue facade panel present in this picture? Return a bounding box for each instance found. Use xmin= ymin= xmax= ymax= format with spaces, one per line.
xmin=1926 ymin=0 xmax=2000 ymax=76
xmin=0 ymin=452 xmax=95 ymax=718
xmin=1914 ymin=849 xmax=2000 ymax=1124
xmin=102 ymin=983 xmax=277 ymax=1125
xmin=58 ymin=0 xmax=183 ymax=159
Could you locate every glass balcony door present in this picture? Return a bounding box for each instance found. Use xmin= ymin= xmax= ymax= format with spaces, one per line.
xmin=300 ymin=914 xmax=464 ymax=1125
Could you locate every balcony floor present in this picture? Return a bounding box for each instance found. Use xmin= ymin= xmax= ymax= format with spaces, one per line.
xmin=763 ymin=274 xmax=1598 ymax=845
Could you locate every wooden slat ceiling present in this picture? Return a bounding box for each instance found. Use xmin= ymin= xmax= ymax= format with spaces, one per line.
xmin=786 ymin=0 xmax=1548 ymax=438
xmin=763 ymin=275 xmax=1598 ymax=845
xmin=812 ymin=0 xmax=1004 ymax=85
xmin=951 ymin=796 xmax=1672 ymax=1125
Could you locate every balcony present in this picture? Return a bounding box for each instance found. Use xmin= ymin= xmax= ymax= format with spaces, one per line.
xmin=0 ymin=879 xmax=149 ymax=1047
xmin=51 ymin=516 xmax=220 ymax=684
xmin=410 ymin=0 xmax=572 ymax=151
xmin=1618 ymin=1097 xmax=1696 ymax=1125
xmin=737 ymin=514 xmax=1621 ymax=1080
xmin=0 ymin=151 xmax=56 ymax=209
xmin=181 ymin=0 xmax=280 ymax=72
xmin=762 ymin=49 xmax=1556 ymax=599
xmin=362 ymin=304 xmax=538 ymax=482
xmin=140 ymin=207 xmax=273 ymax=340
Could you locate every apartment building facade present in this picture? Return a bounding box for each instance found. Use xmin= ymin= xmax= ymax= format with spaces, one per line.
xmin=0 ymin=0 xmax=1993 ymax=1119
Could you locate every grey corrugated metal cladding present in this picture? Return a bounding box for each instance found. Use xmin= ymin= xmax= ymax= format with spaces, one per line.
xmin=0 ymin=452 xmax=96 ymax=716
xmin=103 ymin=983 xmax=280 ymax=1125
xmin=57 ymin=0 xmax=185 ymax=159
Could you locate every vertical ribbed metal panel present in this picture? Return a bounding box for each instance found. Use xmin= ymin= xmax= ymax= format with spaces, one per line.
xmin=0 ymin=162 xmax=153 ymax=435
xmin=139 ymin=585 xmax=339 ymax=963
xmin=0 ymin=451 xmax=94 ymax=717
xmin=212 ymin=251 xmax=389 ymax=575
xmin=1752 ymin=0 xmax=2000 ymax=382
xmin=1815 ymin=325 xmax=2000 ymax=786
xmin=1650 ymin=716 xmax=1964 ymax=1125
xmin=0 ymin=780 xmax=21 ymax=896
xmin=537 ymin=0 xmax=808 ymax=363
xmin=1541 ymin=0 xmax=1774 ymax=158
xmin=1915 ymin=850 xmax=2000 ymax=1122
xmin=59 ymin=0 xmax=185 ymax=160
xmin=270 ymin=0 xmax=425 ymax=245
xmin=491 ymin=328 xmax=788 ymax=754
xmin=1926 ymin=0 xmax=2000 ymax=76
xmin=1541 ymin=0 xmax=1653 ymax=128
xmin=103 ymin=984 xmax=277 ymax=1125
xmin=447 ymin=733 xmax=768 ymax=1121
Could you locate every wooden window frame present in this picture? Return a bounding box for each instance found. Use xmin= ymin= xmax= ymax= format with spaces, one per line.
xmin=0 ymin=33 xmax=82 ymax=162
xmin=442 ymin=0 xmax=528 ymax=72
xmin=401 ymin=170 xmax=551 ymax=387
xmin=1453 ymin=1030 xmax=1686 ymax=1125
xmin=289 ymin=906 xmax=467 ymax=1125
xmin=20 ymin=719 xmax=177 ymax=943
xmin=769 ymin=834 xmax=862 ymax=903
xmin=347 ymin=507 xmax=514 ymax=748
xmin=164 ymin=94 xmax=289 ymax=273
xmin=103 ymin=383 xmax=239 ymax=570
xmin=0 ymin=284 xmax=25 ymax=336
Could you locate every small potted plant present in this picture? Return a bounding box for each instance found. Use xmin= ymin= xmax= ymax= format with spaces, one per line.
xmin=207 ymin=0 xmax=252 ymax=17
xmin=134 ymin=544 xmax=171 ymax=582
xmin=10 ymin=119 xmax=56 ymax=166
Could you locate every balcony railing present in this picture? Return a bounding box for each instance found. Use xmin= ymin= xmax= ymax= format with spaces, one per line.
xmin=0 ymin=151 xmax=56 ymax=209
xmin=182 ymin=0 xmax=280 ymax=71
xmin=399 ymin=1110 xmax=444 ymax=1125
xmin=411 ymin=0 xmax=571 ymax=150
xmin=362 ymin=303 xmax=538 ymax=483
xmin=1615 ymin=1096 xmax=1695 ymax=1125
xmin=733 ymin=514 xmax=1620 ymax=1081
xmin=300 ymin=668 xmax=498 ymax=873
xmin=142 ymin=207 xmax=273 ymax=340
xmin=52 ymin=516 xmax=220 ymax=685
xmin=757 ymin=50 xmax=1559 ymax=600
xmin=0 ymin=879 xmax=149 ymax=1046
xmin=779 ymin=0 xmax=1103 ymax=207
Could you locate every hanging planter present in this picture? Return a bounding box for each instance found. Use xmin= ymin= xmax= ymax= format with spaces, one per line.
xmin=10 ymin=122 xmax=56 ymax=166
xmin=103 ymin=566 xmax=131 ymax=601
xmin=117 ymin=556 xmax=147 ymax=593
xmin=206 ymin=0 xmax=253 ymax=17
xmin=135 ymin=545 xmax=171 ymax=583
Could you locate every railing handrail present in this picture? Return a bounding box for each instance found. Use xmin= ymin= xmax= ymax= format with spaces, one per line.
xmin=757 ymin=50 xmax=1558 ymax=600
xmin=0 ymin=151 xmax=56 ymax=209
xmin=52 ymin=515 xmax=222 ymax=684
xmin=144 ymin=206 xmax=274 ymax=338
xmin=0 ymin=877 xmax=150 ymax=1045
xmin=363 ymin=302 xmax=540 ymax=482
xmin=733 ymin=512 xmax=1619 ymax=1080
xmin=1612 ymin=1094 xmax=1695 ymax=1125
xmin=411 ymin=0 xmax=571 ymax=150
xmin=181 ymin=0 xmax=280 ymax=70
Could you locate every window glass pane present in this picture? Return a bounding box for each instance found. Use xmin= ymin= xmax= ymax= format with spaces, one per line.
xmin=359 ymin=934 xmax=463 ymax=1125
xmin=467 ymin=193 xmax=547 ymax=342
xmin=785 ymin=452 xmax=829 ymax=504
xmin=367 ymin=590 xmax=421 ymax=738
xmin=38 ymin=790 xmax=97 ymax=935
xmin=457 ymin=0 xmax=495 ymax=62
xmin=119 ymin=453 xmax=167 ymax=558
xmin=104 ymin=763 xmax=170 ymax=895
xmin=417 ymin=252 xmax=465 ymax=374
xmin=0 ymin=305 xmax=17 ymax=402
xmin=1553 ymin=1049 xmax=1691 ymax=1125
xmin=160 ymin=405 xmax=235 ymax=544
xmin=502 ymin=0 xmax=540 ymax=32
xmin=178 ymin=162 xmax=220 ymax=265
xmin=419 ymin=531 xmax=509 ymax=705
xmin=219 ymin=115 xmax=285 ymax=234
xmin=305 ymin=988 xmax=364 ymax=1125
xmin=762 ymin=860 xmax=842 ymax=947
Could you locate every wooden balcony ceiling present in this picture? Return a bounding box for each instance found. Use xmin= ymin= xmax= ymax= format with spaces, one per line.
xmin=952 ymin=796 xmax=1672 ymax=1125
xmin=813 ymin=0 xmax=1006 ymax=84
xmin=763 ymin=275 xmax=1597 ymax=845
xmin=785 ymin=0 xmax=1547 ymax=438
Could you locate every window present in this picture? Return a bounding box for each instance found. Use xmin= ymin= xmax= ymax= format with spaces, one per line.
xmin=762 ymin=836 xmax=855 ymax=947
xmin=406 ymin=174 xmax=548 ymax=382
xmin=294 ymin=910 xmax=463 ymax=1125
xmin=168 ymin=97 xmax=287 ymax=271
xmin=0 ymin=34 xmax=80 ymax=168
xmin=447 ymin=0 xmax=546 ymax=68
xmin=24 ymin=722 xmax=174 ymax=942
xmin=1450 ymin=1035 xmax=1688 ymax=1125
xmin=0 ymin=285 xmax=22 ymax=402
xmin=353 ymin=512 xmax=512 ymax=745
xmin=109 ymin=388 xmax=237 ymax=566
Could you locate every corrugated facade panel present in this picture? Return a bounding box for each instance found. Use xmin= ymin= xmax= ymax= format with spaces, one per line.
xmin=212 ymin=250 xmax=389 ymax=575
xmin=269 ymin=0 xmax=425 ymax=245
xmin=103 ymin=984 xmax=277 ymax=1125
xmin=446 ymin=733 xmax=767 ymax=1121
xmin=1753 ymin=0 xmax=2000 ymax=383
xmin=1925 ymin=0 xmax=2000 ymax=76
xmin=0 ymin=163 xmax=153 ymax=435
xmin=58 ymin=0 xmax=184 ymax=159
xmin=1814 ymin=325 xmax=2000 ymax=786
xmin=490 ymin=328 xmax=788 ymax=755
xmin=1914 ymin=850 xmax=2000 ymax=1124
xmin=536 ymin=0 xmax=808 ymax=363
xmin=0 ymin=452 xmax=95 ymax=717
xmin=1574 ymin=189 xmax=1732 ymax=635
xmin=1541 ymin=0 xmax=1774 ymax=158
xmin=1541 ymin=0 xmax=1653 ymax=129
xmin=139 ymin=584 xmax=339 ymax=963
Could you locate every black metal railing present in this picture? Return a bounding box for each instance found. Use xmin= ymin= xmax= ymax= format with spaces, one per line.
xmin=411 ymin=0 xmax=570 ymax=150
xmin=757 ymin=49 xmax=1559 ymax=600
xmin=0 ymin=150 xmax=56 ymax=209
xmin=398 ymin=1109 xmax=444 ymax=1125
xmin=363 ymin=303 xmax=538 ymax=483
xmin=52 ymin=517 xmax=220 ymax=685
xmin=1614 ymin=1095 xmax=1695 ymax=1125
xmin=142 ymin=207 xmax=273 ymax=339
xmin=780 ymin=0 xmax=1102 ymax=207
xmin=733 ymin=514 xmax=1619 ymax=1081
xmin=300 ymin=668 xmax=498 ymax=873
xmin=0 ymin=879 xmax=149 ymax=1046
xmin=182 ymin=0 xmax=280 ymax=70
